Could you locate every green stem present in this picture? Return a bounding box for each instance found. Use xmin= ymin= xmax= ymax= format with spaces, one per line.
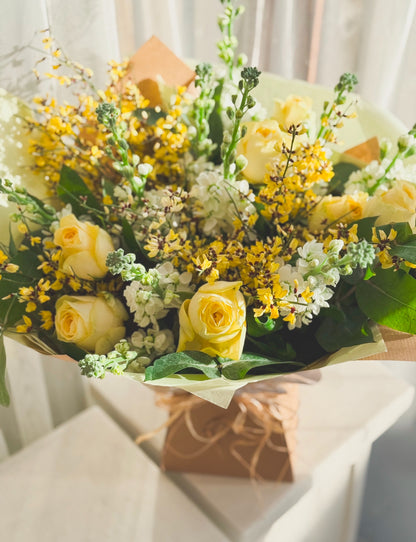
xmin=223 ymin=86 xmax=250 ymax=180
xmin=368 ymin=151 xmax=401 ymax=196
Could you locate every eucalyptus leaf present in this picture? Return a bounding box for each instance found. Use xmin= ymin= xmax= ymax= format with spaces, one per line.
xmin=145 ymin=351 xmax=220 ymax=381
xmin=0 ymin=334 xmax=10 ymax=407
xmin=356 ymin=268 xmax=416 ymax=333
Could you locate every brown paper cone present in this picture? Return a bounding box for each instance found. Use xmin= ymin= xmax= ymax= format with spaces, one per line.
xmin=365 ymin=326 xmax=416 ymax=361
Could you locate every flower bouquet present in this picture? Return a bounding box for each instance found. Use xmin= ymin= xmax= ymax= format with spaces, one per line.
xmin=1 ymin=1 xmax=416 ymax=477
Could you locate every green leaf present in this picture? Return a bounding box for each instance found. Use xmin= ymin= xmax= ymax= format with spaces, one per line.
xmin=377 ymin=222 xmax=413 ymax=244
xmin=245 ymin=332 xmax=297 ymax=360
xmin=316 ymin=306 xmax=374 ymax=352
xmin=246 ymin=311 xmax=281 ymax=337
xmin=121 ymin=219 xmax=151 ymax=265
xmin=12 ymin=249 xmax=43 ymax=279
xmin=145 ymin=351 xmax=220 ymax=381
xmin=355 ymin=216 xmax=378 ymax=241
xmin=8 ymin=225 xmax=17 ymax=258
xmin=208 ymin=81 xmax=224 ymax=164
xmin=327 ymin=162 xmax=360 ymax=196
xmin=220 ymin=353 xmax=299 ymax=380
xmin=0 ymin=334 xmax=10 ymax=407
xmin=390 ymin=237 xmax=416 ymax=263
xmin=57 ymin=165 xmax=102 ymax=216
xmin=356 ymin=268 xmax=416 ymax=333
xmin=134 ymin=107 xmax=166 ymax=125
xmin=364 ymin=267 xmax=376 ymax=280
xmin=252 ymin=201 xmax=272 ymax=237
xmin=102 ymin=178 xmax=115 ymax=198
xmin=0 ymin=298 xmax=26 ymax=327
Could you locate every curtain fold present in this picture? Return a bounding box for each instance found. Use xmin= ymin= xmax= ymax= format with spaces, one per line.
xmin=4 ymin=0 xmax=412 ymax=124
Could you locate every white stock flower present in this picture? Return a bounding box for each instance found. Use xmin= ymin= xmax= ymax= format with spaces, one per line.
xmin=156 ymin=262 xmax=194 ymax=308
xmin=190 ymin=168 xmax=255 ymax=236
xmin=345 ymin=158 xmax=416 ymax=194
xmin=131 ymin=328 xmax=174 ymax=357
xmin=124 ymin=281 xmax=168 ymax=328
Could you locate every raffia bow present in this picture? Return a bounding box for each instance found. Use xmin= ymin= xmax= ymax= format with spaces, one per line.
xmin=136 ymin=377 xmax=308 ymax=481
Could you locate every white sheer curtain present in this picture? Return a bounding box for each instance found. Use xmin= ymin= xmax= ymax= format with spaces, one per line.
xmin=0 ymin=0 xmax=415 ymax=442
xmin=114 ymin=0 xmax=416 ymax=128
xmin=1 ymin=0 xmax=415 ymax=123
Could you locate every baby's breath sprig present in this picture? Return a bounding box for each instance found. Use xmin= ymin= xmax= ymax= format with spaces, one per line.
xmin=222 ymin=67 xmax=261 ymax=180
xmin=217 ymin=0 xmax=247 ymax=80
xmin=96 ymin=103 xmax=152 ymax=198
xmin=189 ymin=63 xmax=217 ymax=157
xmin=368 ymin=124 xmax=416 ymax=196
xmin=316 ymin=73 xmax=358 ymax=142
xmin=0 ymin=179 xmax=57 ymax=226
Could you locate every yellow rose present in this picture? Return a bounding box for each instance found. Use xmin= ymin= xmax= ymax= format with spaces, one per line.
xmin=177 ymin=281 xmax=246 ymax=360
xmin=308 ymin=192 xmax=368 ymax=232
xmin=54 ymin=214 xmax=114 ymax=280
xmin=55 ymin=294 xmax=128 ymax=354
xmin=273 ymin=95 xmax=316 ymax=135
xmin=363 ymin=181 xmax=416 ymax=228
xmin=237 ymin=119 xmax=289 ymax=184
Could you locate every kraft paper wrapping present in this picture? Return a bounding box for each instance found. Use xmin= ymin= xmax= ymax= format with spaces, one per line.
xmin=160 ymin=382 xmax=299 ymax=481
xmin=122 ymin=36 xmax=195 ymax=107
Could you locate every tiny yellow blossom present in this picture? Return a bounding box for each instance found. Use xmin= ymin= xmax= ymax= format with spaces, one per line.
xmin=26 ymin=301 xmax=37 ymax=313
xmin=16 ymin=315 xmax=32 ymax=333
xmin=102 ymin=195 xmax=113 ymax=205
xmin=30 ymin=236 xmax=42 ymax=246
xmin=40 ymin=311 xmax=54 ymax=331
xmin=18 ymin=223 xmax=28 ymax=235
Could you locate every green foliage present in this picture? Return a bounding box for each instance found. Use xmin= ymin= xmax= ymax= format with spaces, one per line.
xmin=121 ymin=219 xmax=150 ymax=265
xmin=355 ymin=216 xmax=378 ymax=241
xmin=134 ymin=107 xmax=165 ymax=125
xmin=389 ymin=235 xmax=416 ymax=263
xmin=144 ymin=351 xmax=220 ymax=380
xmin=378 ymin=222 xmax=413 ymax=243
xmin=356 ymin=268 xmax=416 ymax=333
xmin=57 ymin=165 xmax=103 ymax=216
xmin=219 ymin=353 xmax=301 ymax=380
xmin=327 ymin=162 xmax=360 ymax=196
xmin=0 ymin=333 xmax=10 ymax=407
xmin=245 ymin=331 xmax=297 ymax=361
xmin=207 ymin=81 xmax=224 ymax=164
xmin=316 ymin=306 xmax=374 ymax=352
xmin=221 ymin=66 xmax=261 ymax=180
xmin=246 ymin=311 xmax=281 ymax=337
